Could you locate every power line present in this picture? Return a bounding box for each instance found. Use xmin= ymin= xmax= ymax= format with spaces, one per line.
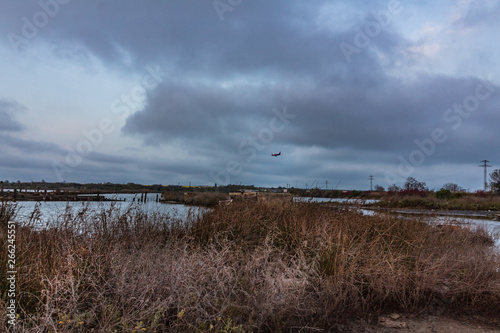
xmin=479 ymin=160 xmax=491 ymax=191
xmin=368 ymin=175 xmax=374 ymax=191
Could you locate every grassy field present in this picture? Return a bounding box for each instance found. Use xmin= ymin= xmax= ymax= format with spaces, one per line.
xmin=376 ymin=193 xmax=500 ymax=211
xmin=1 ymin=201 xmax=499 ymax=332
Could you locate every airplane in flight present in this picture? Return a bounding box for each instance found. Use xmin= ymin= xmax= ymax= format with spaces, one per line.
xmin=271 ymin=152 xmax=281 ymax=157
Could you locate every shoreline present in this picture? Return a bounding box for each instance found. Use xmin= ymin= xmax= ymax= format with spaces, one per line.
xmin=363 ymin=206 xmax=500 ymax=220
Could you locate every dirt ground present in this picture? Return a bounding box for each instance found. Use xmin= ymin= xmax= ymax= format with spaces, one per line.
xmin=349 ymin=315 xmax=500 ymax=333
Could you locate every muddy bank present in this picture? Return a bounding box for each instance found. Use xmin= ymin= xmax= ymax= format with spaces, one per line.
xmin=161 ymin=191 xmax=292 ymax=206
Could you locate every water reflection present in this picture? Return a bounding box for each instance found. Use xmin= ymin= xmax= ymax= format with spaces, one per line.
xmin=11 ymin=193 xmax=208 ymax=228
xmin=8 ymin=196 xmax=500 ymax=249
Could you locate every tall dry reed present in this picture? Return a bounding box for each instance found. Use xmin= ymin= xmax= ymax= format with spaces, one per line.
xmin=0 ymin=200 xmax=499 ymax=332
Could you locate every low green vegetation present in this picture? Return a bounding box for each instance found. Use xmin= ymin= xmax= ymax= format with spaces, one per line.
xmin=435 ymin=189 xmax=464 ymax=200
xmin=1 ymin=201 xmax=499 ymax=332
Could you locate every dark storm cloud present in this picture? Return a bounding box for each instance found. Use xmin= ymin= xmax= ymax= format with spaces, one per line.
xmin=287 ymin=75 xmax=500 ymax=156
xmin=92 ymin=0 xmax=499 ymax=185
xmin=126 ymin=69 xmax=500 ymax=167
xmin=2 ymin=1 xmax=360 ymax=75
xmin=123 ymin=81 xmax=282 ymax=147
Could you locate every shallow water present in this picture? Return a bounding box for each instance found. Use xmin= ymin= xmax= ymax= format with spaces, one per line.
xmin=6 ymin=196 xmax=500 ymax=249
xmin=9 ymin=193 xmax=207 ymax=228
xmin=360 ymin=208 xmax=500 ymax=249
xmin=432 ymin=216 xmax=500 ymax=249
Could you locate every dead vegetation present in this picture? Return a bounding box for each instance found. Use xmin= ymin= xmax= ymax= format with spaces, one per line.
xmin=1 ymin=200 xmax=499 ymax=332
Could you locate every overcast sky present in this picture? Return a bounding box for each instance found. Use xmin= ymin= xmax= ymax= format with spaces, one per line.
xmin=1 ymin=0 xmax=499 ymax=190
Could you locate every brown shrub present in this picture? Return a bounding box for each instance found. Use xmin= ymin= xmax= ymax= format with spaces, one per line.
xmin=0 ymin=201 xmax=499 ymax=332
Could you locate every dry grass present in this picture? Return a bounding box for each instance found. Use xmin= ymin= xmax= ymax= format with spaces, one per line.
xmin=378 ymin=194 xmax=500 ymax=211
xmin=1 ymin=200 xmax=499 ymax=332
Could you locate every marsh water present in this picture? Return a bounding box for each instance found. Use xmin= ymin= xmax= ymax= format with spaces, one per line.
xmin=298 ymin=197 xmax=500 ymax=249
xmin=10 ymin=193 xmax=206 ymax=228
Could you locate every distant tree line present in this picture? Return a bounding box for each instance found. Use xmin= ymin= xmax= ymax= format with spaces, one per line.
xmin=0 ymin=181 xmax=261 ymax=194
xmin=490 ymin=169 xmax=500 ymax=193
xmin=2 ymin=170 xmax=500 ymax=196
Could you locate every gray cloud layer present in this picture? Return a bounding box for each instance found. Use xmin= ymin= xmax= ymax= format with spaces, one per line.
xmin=0 ymin=99 xmax=26 ymax=132
xmin=1 ymin=1 xmax=499 ymax=188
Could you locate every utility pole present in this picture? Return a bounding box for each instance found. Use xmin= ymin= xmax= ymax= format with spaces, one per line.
xmin=325 ymin=180 xmax=329 ymax=190
xmin=479 ymin=160 xmax=491 ymax=191
xmin=369 ymin=175 xmax=374 ymax=191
